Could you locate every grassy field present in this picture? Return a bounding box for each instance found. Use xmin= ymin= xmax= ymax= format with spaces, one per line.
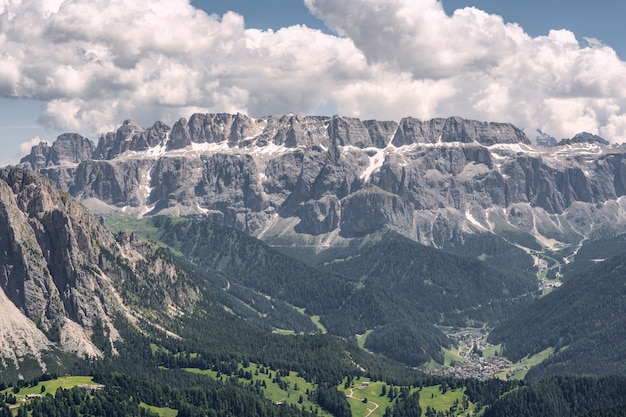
xmin=140 ymin=402 xmax=178 ymax=417
xmin=497 ymin=347 xmax=555 ymax=380
xmin=106 ymin=218 xmax=160 ymax=238
xmin=419 ymin=385 xmax=476 ymax=416
xmin=355 ymin=329 xmax=373 ymax=349
xmin=1 ymin=375 xmax=98 ymax=413
xmin=442 ymin=344 xmax=465 ymax=366
xmin=105 ymin=218 xmax=185 ymax=256
xmin=339 ymin=378 xmax=396 ymax=417
xmin=183 ymin=362 xmax=480 ymax=417
xmin=2 ymin=370 xmax=483 ymax=417
xmin=481 ymin=343 xmax=502 ymax=358
xmin=338 ymin=378 xmax=477 ymax=417
xmin=310 ymin=315 xmax=328 ymax=334
xmin=1 ymin=376 xmax=96 ymax=401
xmin=184 ymin=362 xmax=327 ymax=415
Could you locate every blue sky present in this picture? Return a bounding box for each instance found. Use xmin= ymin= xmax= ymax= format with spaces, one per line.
xmin=2 ymin=0 xmax=626 ymax=164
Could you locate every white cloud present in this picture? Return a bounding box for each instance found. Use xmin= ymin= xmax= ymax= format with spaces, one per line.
xmin=306 ymin=0 xmax=626 ymax=142
xmin=1 ymin=0 xmax=626 ymax=144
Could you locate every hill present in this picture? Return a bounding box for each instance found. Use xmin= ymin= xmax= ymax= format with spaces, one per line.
xmin=489 ymin=251 xmax=626 ymax=379
xmin=112 ymin=217 xmax=451 ymax=365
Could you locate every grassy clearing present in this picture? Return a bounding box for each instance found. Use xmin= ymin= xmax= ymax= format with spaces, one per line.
xmin=171 ymin=355 xmax=486 ymax=417
xmin=497 ymin=347 xmax=555 ymax=380
xmin=1 ymin=376 xmax=96 ymax=405
xmin=419 ymin=385 xmax=477 ymax=417
xmin=536 ymin=253 xmax=563 ymax=282
xmin=310 ymin=315 xmax=327 ymax=334
xmin=338 ymin=378 xmax=478 ymax=417
xmin=106 ymin=218 xmax=160 ymax=237
xmin=151 ymin=344 xmax=199 ymax=359
xmin=140 ymin=402 xmax=179 ymax=417
xmin=355 ymin=329 xmax=373 ymax=349
xmin=272 ymin=328 xmax=297 ymax=335
xmin=442 ymin=345 xmax=465 ymax=366
xmin=105 ymin=218 xmax=185 ymax=256
xmin=339 ymin=378 xmax=398 ymax=417
xmin=420 ymin=344 xmax=465 ymax=371
xmin=184 ymin=362 xmax=326 ymax=415
xmin=481 ymin=343 xmax=502 ymax=358
xmin=292 ymin=307 xmax=327 ymax=334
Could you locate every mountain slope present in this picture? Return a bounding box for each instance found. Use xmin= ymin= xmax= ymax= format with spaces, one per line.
xmin=0 ymin=169 xmax=429 ymax=412
xmin=0 ymin=168 xmax=205 ymax=376
xmin=112 ymin=217 xmax=543 ymax=366
xmin=320 ymin=232 xmax=538 ymax=327
xmin=0 ymin=168 xmax=125 ymax=361
xmin=489 ymin=252 xmax=626 ymax=379
xmin=110 ymin=217 xmax=454 ymax=365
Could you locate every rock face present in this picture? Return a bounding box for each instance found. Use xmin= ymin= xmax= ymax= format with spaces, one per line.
xmin=19 ymin=133 xmax=95 ymax=169
xmin=558 ymin=132 xmax=610 ymax=146
xmin=391 ymin=117 xmax=529 ymax=146
xmin=93 ymin=120 xmax=169 ymax=160
xmin=0 ymin=168 xmax=202 ymax=371
xmin=16 ymin=113 xmax=626 ymax=249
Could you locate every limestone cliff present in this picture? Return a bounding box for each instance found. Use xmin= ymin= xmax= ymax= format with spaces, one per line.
xmin=16 ymin=113 xmax=626 ymax=250
xmin=0 ymin=168 xmax=202 ymax=373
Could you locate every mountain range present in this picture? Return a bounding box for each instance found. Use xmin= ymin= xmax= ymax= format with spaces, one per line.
xmin=4 ymin=112 xmax=626 ymax=415
xmin=17 ymin=113 xmax=626 ymax=258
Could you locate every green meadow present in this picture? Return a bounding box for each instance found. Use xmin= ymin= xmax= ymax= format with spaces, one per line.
xmin=184 ymin=362 xmax=327 ymax=415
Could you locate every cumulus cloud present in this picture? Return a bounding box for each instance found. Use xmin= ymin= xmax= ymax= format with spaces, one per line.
xmin=1 ymin=0 xmax=375 ymax=136
xmin=1 ymin=0 xmax=626 ymax=143
xmin=306 ymin=0 xmax=626 ymax=141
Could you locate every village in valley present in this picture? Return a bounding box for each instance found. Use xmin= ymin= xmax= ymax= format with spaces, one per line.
xmin=419 ymin=327 xmax=532 ymax=381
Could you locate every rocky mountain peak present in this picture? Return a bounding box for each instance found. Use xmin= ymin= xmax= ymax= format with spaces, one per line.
xmin=93 ymin=119 xmax=170 ymax=160
xmin=558 ymin=132 xmax=610 ymax=146
xmin=534 ymin=129 xmax=558 ymax=147
xmin=391 ymin=116 xmax=530 ymax=146
xmin=19 ymin=133 xmax=94 ymax=169
xmin=18 ymin=113 xmax=533 ymax=170
xmin=18 ymin=140 xmax=51 ymax=169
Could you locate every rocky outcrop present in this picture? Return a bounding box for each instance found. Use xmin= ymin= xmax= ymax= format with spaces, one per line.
xmin=328 ymin=116 xmax=398 ymax=148
xmin=19 ymin=141 xmax=51 ymax=170
xmin=93 ymin=120 xmax=169 ymax=160
xmin=19 ymin=133 xmax=94 ymax=169
xmin=295 ymin=196 xmax=340 ymax=235
xmin=340 ymin=187 xmax=412 ymax=237
xmin=70 ymin=158 xmax=155 ymax=206
xmin=0 ymin=169 xmax=120 ymax=353
xmin=0 ymin=168 xmax=203 ymax=370
xmin=391 ymin=116 xmax=530 ymax=146
xmin=558 ymin=132 xmax=610 ymax=146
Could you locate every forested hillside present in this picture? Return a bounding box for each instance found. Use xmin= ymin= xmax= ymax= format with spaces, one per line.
xmin=111 ymin=217 xmax=541 ymax=367
xmin=320 ymin=232 xmax=538 ymax=327
xmin=483 ymin=375 xmax=626 ymax=417
xmin=489 ymin=252 xmax=626 ymax=379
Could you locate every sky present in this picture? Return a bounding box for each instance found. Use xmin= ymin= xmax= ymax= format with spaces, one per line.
xmin=1 ymin=0 xmax=626 ymax=165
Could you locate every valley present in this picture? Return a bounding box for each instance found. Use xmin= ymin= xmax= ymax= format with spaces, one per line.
xmin=421 ymin=327 xmax=555 ymax=382
xmin=3 ymin=113 xmax=626 ymax=416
